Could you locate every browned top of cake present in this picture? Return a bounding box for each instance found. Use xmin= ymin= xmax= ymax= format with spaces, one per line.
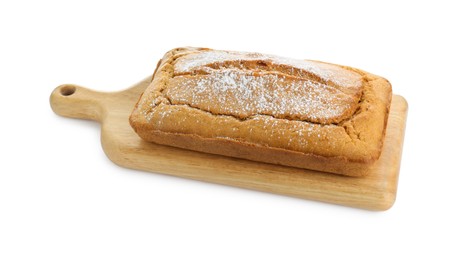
xmin=168 ymin=50 xmax=363 ymax=124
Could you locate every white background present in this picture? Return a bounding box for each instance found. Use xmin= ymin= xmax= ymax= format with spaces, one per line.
xmin=1 ymin=0 xmax=456 ymax=259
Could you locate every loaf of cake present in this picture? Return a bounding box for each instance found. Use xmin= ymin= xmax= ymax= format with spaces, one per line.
xmin=129 ymin=47 xmax=392 ymax=176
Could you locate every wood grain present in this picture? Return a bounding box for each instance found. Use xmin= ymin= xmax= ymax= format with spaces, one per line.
xmin=50 ymin=76 xmax=408 ymax=210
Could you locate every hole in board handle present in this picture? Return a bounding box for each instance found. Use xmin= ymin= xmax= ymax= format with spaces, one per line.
xmin=60 ymin=85 xmax=76 ymax=96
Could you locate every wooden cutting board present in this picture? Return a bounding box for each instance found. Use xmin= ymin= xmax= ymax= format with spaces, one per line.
xmin=50 ymin=75 xmax=408 ymax=210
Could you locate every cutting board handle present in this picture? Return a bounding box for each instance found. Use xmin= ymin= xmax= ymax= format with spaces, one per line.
xmin=50 ymin=84 xmax=107 ymax=122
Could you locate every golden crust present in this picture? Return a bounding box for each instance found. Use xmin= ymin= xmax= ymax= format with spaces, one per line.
xmin=129 ymin=47 xmax=392 ymax=176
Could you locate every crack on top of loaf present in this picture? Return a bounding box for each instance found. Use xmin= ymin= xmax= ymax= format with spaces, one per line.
xmin=146 ymin=48 xmax=366 ymax=127
xmin=173 ymin=49 xmax=363 ymax=89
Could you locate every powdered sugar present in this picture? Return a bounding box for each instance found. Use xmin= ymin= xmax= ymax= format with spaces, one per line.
xmin=165 ymin=69 xmax=356 ymax=124
xmin=174 ymin=50 xmax=362 ymax=88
